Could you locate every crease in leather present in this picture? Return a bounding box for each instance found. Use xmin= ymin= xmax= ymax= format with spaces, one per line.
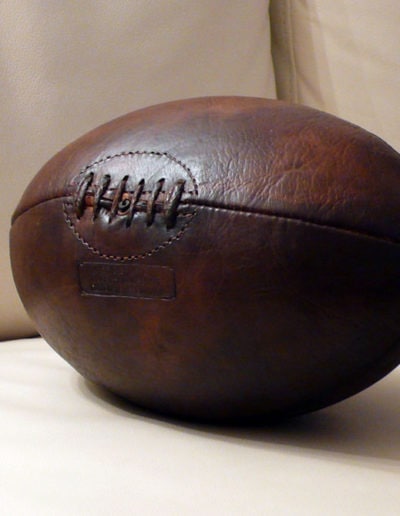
xmin=12 ymin=193 xmax=400 ymax=249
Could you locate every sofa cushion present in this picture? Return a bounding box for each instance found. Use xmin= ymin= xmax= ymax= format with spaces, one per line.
xmin=1 ymin=1 xmax=276 ymax=339
xmin=270 ymin=0 xmax=399 ymax=151
xmin=1 ymin=337 xmax=399 ymax=513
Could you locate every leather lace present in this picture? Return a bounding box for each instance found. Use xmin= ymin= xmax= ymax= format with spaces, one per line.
xmin=75 ymin=172 xmax=186 ymax=229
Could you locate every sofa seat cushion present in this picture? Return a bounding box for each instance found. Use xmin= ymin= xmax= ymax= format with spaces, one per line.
xmin=1 ymin=337 xmax=399 ymax=514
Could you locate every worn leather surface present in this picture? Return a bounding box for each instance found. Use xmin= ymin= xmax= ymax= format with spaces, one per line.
xmin=13 ymin=97 xmax=400 ymax=242
xmin=10 ymin=97 xmax=400 ymax=421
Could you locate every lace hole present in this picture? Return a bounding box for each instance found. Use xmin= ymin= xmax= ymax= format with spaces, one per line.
xmin=118 ymin=198 xmax=131 ymax=213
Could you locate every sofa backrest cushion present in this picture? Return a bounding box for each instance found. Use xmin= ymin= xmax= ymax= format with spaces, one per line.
xmin=270 ymin=0 xmax=399 ymax=151
xmin=1 ymin=1 xmax=276 ymax=339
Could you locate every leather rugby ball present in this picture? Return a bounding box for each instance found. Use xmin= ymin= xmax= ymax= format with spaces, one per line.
xmin=10 ymin=97 xmax=400 ymax=421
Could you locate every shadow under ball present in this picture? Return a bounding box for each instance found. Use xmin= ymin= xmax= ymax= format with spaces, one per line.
xmin=10 ymin=97 xmax=400 ymax=422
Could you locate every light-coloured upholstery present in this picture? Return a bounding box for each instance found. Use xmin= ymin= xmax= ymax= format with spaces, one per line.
xmin=1 ymin=0 xmax=276 ymax=339
xmin=1 ymin=338 xmax=399 ymax=515
xmin=270 ymin=0 xmax=400 ymax=151
xmin=1 ymin=2 xmax=399 ymax=514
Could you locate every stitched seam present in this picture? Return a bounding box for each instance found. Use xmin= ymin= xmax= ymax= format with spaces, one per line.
xmin=74 ymin=150 xmax=199 ymax=196
xmin=15 ymin=193 xmax=400 ymax=251
xmin=63 ymin=195 xmax=400 ymax=250
xmin=61 ymin=150 xmax=199 ymax=261
xmin=63 ymin=199 xmax=196 ymax=261
xmin=184 ymin=200 xmax=399 ymax=246
xmin=12 ymin=194 xmax=67 ymax=224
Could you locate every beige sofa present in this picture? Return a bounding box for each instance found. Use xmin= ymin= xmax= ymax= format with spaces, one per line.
xmin=1 ymin=2 xmax=399 ymax=513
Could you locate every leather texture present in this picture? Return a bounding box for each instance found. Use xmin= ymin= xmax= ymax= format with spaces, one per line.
xmin=270 ymin=0 xmax=400 ymax=151
xmin=0 ymin=1 xmax=275 ymax=339
xmin=10 ymin=97 xmax=400 ymax=421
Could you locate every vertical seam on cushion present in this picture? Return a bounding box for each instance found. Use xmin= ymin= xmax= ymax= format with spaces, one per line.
xmin=284 ymin=0 xmax=299 ymax=102
xmin=270 ymin=0 xmax=299 ymax=102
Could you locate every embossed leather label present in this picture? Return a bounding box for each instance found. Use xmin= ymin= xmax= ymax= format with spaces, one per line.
xmin=79 ymin=262 xmax=175 ymax=299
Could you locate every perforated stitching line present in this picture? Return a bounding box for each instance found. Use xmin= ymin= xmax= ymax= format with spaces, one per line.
xmin=63 ymin=200 xmax=196 ymax=261
xmin=63 ymin=150 xmax=198 ymax=261
xmin=73 ymin=150 xmax=199 ymax=196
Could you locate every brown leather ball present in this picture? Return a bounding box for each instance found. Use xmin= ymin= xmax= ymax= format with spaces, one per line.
xmin=10 ymin=97 xmax=400 ymax=422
